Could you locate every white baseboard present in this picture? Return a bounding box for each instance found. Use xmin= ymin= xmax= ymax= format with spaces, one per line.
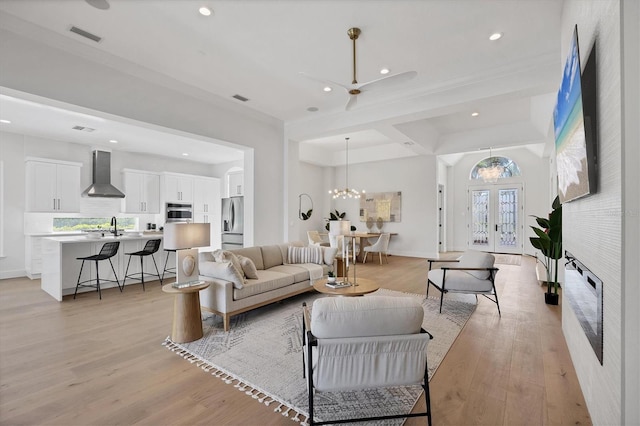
xmin=0 ymin=269 xmax=27 ymax=280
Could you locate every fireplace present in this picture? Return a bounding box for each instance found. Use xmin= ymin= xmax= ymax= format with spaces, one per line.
xmin=565 ymin=251 xmax=603 ymax=364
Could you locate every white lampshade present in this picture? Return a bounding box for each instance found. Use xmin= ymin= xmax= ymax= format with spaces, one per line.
xmin=163 ymin=223 xmax=211 ymax=250
xmin=329 ymin=220 xmax=351 ymax=236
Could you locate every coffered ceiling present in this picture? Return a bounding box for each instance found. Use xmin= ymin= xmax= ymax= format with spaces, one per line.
xmin=0 ymin=0 xmax=563 ymax=165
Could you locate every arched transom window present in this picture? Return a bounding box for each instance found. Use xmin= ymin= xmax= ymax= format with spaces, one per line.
xmin=470 ymin=156 xmax=521 ymax=183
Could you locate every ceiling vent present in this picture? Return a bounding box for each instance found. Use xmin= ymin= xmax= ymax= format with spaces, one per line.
xmin=72 ymin=125 xmax=96 ymax=132
xmin=232 ymin=94 xmax=249 ymax=102
xmin=69 ymin=26 xmax=102 ymax=43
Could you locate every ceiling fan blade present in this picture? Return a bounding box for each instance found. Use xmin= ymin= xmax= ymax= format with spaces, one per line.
xmin=298 ymin=72 xmax=350 ymax=92
xmin=345 ymin=95 xmax=358 ymax=111
xmin=357 ymin=71 xmax=417 ymax=92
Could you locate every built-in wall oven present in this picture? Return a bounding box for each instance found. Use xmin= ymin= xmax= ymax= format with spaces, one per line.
xmin=165 ymin=202 xmax=193 ymax=223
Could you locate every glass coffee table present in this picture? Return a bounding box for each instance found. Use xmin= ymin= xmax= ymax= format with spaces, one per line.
xmin=313 ymin=277 xmax=379 ymax=296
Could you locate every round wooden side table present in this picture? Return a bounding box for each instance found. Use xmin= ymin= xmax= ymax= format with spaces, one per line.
xmin=162 ymin=282 xmax=210 ymax=343
xmin=313 ymin=277 xmax=379 ymax=296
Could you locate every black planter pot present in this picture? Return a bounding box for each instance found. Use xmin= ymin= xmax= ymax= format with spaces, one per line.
xmin=545 ymin=292 xmax=559 ymax=305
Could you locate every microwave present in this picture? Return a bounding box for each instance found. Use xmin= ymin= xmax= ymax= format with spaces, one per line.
xmin=165 ymin=202 xmax=193 ymax=222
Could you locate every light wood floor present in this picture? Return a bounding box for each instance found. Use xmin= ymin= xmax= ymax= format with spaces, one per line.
xmin=0 ymin=254 xmax=591 ymax=425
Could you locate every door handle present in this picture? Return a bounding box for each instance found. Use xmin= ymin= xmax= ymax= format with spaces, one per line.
xmin=495 ymin=224 xmax=498 ymax=232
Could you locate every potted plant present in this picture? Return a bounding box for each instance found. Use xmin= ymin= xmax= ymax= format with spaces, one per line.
xmin=327 ymin=271 xmax=336 ymax=283
xmin=529 ymin=196 xmax=562 ymax=305
xmin=325 ymin=209 xmax=346 ymax=231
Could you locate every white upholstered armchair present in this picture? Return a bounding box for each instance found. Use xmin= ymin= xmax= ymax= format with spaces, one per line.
xmin=302 ymin=296 xmax=433 ymax=426
xmin=427 ymin=250 xmax=501 ymax=316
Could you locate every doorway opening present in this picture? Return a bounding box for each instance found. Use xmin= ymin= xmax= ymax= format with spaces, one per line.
xmin=468 ymin=184 xmax=524 ymax=254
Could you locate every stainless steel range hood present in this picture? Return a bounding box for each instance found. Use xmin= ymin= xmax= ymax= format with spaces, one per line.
xmin=81 ymin=150 xmax=125 ymax=198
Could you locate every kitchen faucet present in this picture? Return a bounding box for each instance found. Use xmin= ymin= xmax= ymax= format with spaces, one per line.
xmin=110 ymin=216 xmax=117 ymax=236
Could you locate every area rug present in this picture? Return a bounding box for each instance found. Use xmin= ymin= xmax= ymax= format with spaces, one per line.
xmin=494 ymin=254 xmax=522 ymax=266
xmin=162 ymin=289 xmax=476 ymax=425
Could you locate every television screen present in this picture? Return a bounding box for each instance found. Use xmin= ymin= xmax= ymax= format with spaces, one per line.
xmin=553 ymin=25 xmax=597 ymax=203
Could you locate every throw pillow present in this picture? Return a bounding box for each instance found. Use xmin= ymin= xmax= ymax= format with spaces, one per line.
xmin=288 ymin=245 xmax=324 ymax=265
xmin=212 ymin=249 xmax=245 ymax=280
xmin=237 ymin=255 xmax=259 ymax=279
xmin=321 ymin=246 xmax=338 ymax=266
xmin=457 ymin=250 xmax=495 ymax=279
xmin=199 ymin=261 xmax=244 ymax=289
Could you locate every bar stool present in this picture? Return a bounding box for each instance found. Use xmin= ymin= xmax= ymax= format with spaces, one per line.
xmin=161 ymin=249 xmax=177 ymax=281
xmin=123 ymin=239 xmax=163 ymax=291
xmin=74 ymin=241 xmax=122 ymax=300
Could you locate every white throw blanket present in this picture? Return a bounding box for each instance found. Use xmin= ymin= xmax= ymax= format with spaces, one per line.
xmin=295 ymin=263 xmax=325 ymax=285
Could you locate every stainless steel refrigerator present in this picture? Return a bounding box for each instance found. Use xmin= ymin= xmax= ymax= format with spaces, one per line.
xmin=221 ymin=196 xmax=243 ymax=249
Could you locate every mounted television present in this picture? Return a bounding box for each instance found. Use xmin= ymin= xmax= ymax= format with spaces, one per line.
xmin=553 ymin=25 xmax=598 ymax=203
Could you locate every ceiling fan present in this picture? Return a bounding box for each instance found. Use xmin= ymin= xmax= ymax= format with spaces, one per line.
xmin=301 ymin=27 xmax=417 ymax=111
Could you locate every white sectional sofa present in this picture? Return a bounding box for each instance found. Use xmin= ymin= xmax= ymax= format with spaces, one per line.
xmin=198 ymin=242 xmax=335 ymax=331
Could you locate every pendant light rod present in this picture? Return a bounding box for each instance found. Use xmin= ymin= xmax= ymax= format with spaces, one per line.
xmin=328 ymin=136 xmax=365 ymax=199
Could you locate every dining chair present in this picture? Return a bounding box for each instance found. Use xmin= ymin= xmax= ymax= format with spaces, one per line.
xmin=362 ymin=233 xmax=390 ymax=264
xmin=307 ymin=230 xmax=329 ymax=247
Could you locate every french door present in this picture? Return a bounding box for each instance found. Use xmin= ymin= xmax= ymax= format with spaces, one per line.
xmin=468 ymin=184 xmax=523 ymax=254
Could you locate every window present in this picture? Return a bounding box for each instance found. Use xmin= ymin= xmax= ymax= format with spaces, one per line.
xmin=470 ymin=156 xmax=521 ymax=181
xmin=53 ymin=217 xmax=136 ymax=232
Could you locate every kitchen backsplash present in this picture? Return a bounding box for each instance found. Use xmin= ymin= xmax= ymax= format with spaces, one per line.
xmin=24 ymin=196 xmax=161 ymax=234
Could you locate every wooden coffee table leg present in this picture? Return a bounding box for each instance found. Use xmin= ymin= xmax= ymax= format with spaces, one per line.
xmin=172 ymin=292 xmax=203 ymax=343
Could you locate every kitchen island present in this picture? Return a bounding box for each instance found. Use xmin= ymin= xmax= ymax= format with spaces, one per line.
xmin=41 ymin=233 xmax=165 ymax=301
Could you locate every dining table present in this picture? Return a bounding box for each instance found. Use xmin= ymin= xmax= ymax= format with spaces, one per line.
xmin=320 ymin=231 xmax=397 ymax=262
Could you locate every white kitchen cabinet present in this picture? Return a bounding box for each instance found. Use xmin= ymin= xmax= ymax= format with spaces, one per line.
xmin=193 ymin=176 xmax=220 ymax=214
xmin=227 ymin=171 xmax=244 ymax=196
xmin=122 ymin=169 xmax=160 ymax=213
xmin=26 ymin=158 xmax=82 ymax=212
xmin=194 ymin=176 xmax=221 ymax=249
xmin=25 ymin=236 xmax=43 ymax=279
xmin=163 ymin=173 xmax=194 ymax=203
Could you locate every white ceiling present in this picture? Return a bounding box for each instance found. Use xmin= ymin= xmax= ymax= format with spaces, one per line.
xmin=0 ymin=0 xmax=563 ymax=166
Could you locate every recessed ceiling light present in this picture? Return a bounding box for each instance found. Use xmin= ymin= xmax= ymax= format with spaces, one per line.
xmin=380 ymin=68 xmax=390 ymax=75
xmin=489 ymin=32 xmax=503 ymax=41
xmin=199 ymin=6 xmax=212 ymax=16
xmin=471 ymin=112 xmax=479 ymax=117
xmin=323 ymin=86 xmax=332 ymax=92
xmin=85 ymin=0 xmax=110 ymax=10
xmin=0 ymin=119 xmax=11 ymax=124
xmin=109 ymin=139 xmax=118 ymax=144
xmin=307 ymin=107 xmax=319 ymax=112
xmin=182 ymin=153 xmax=189 ymax=156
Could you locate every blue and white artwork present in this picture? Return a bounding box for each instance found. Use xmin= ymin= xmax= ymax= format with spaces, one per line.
xmin=553 ymin=27 xmax=591 ymax=203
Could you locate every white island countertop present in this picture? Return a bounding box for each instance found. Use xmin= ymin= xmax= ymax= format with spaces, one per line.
xmin=45 ymin=233 xmax=162 ymax=243
xmin=41 ymin=233 xmax=166 ymax=301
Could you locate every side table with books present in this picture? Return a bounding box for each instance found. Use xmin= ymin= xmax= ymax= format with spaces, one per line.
xmin=162 ymin=281 xmax=210 ymax=343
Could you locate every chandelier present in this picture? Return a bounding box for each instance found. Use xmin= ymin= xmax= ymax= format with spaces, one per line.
xmin=329 ymin=137 xmax=365 ymax=199
xmin=477 ymin=148 xmax=504 ymax=183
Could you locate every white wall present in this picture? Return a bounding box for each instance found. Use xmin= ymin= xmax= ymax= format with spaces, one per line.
xmin=621 ymin=1 xmax=640 ymax=424
xmin=0 ymin=27 xmax=284 ymax=248
xmin=319 ymin=155 xmax=439 ymax=258
xmin=447 ymin=146 xmax=549 ymax=254
xmin=0 ymin=132 xmax=26 ymax=278
xmin=560 ymin=1 xmax=628 ymax=424
xmin=291 ymin=160 xmax=331 ymax=243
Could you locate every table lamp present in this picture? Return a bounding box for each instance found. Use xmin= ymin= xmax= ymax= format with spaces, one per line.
xmin=163 ymin=223 xmax=211 ymax=283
